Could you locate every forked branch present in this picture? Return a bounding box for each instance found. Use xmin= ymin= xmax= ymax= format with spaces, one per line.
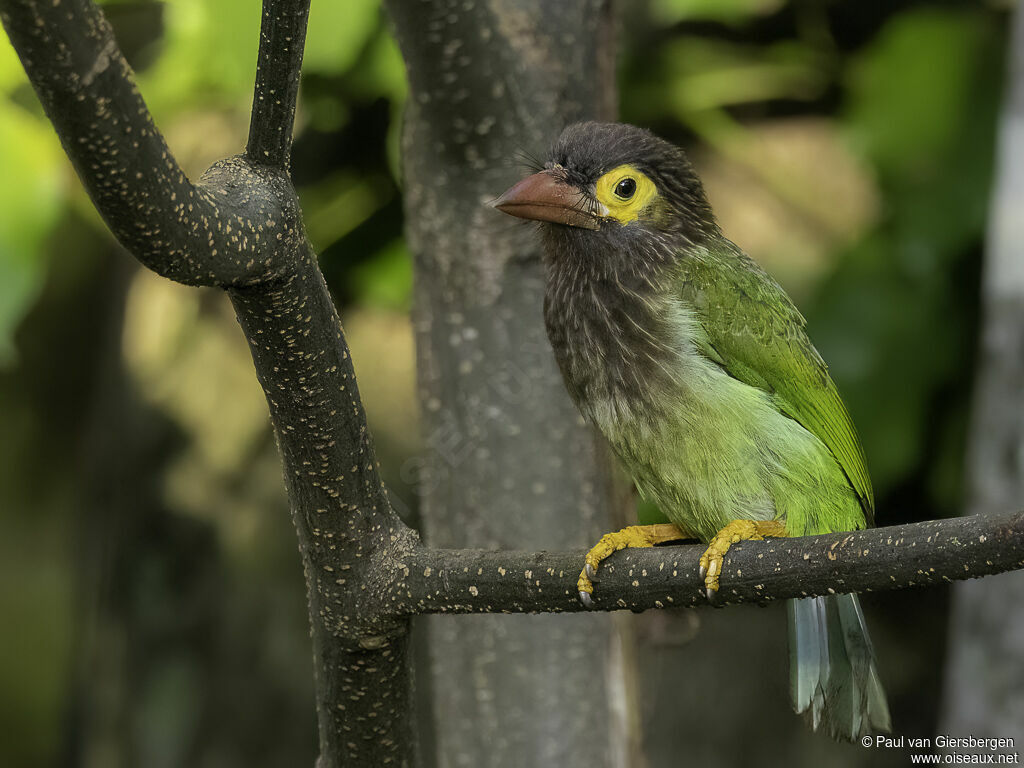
xmin=1 ymin=2 xmax=416 ymax=766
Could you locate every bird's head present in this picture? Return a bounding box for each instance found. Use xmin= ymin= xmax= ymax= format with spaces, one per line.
xmin=493 ymin=122 xmax=719 ymax=248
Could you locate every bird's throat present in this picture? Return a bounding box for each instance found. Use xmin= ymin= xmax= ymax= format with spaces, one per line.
xmin=540 ymin=230 xmax=687 ymax=426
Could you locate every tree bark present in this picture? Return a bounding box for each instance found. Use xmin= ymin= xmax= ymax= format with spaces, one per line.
xmin=382 ymin=1 xmax=627 ymax=766
xmin=394 ymin=511 xmax=1024 ymax=614
xmin=0 ymin=2 xmax=418 ymax=765
xmin=941 ymin=1 xmax=1024 ymax=746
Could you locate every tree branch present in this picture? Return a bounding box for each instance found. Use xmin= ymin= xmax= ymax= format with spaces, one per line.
xmin=2 ymin=2 xmax=419 ymax=766
xmin=0 ymin=0 xmax=305 ymax=288
xmin=247 ymin=0 xmax=310 ymax=168
xmin=227 ymin=252 xmax=419 ymax=768
xmin=393 ymin=512 xmax=1024 ymax=614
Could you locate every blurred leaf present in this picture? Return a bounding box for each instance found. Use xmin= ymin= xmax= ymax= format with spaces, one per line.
xmin=346 ymin=28 xmax=408 ymax=180
xmin=0 ymin=26 xmax=30 ymax=92
xmin=347 ymin=25 xmax=408 ymax=102
xmin=695 ymin=116 xmax=879 ymax=300
xmin=0 ymin=103 xmax=66 ymax=366
xmin=349 ymin=239 xmax=412 ymax=312
xmin=810 ymin=8 xmax=1002 ymax=508
xmin=846 ymin=9 xmax=988 ymax=176
xmin=810 ymin=234 xmax=950 ymax=496
xmin=625 ymin=38 xmax=828 ymax=120
xmin=138 ymin=0 xmax=259 ymax=114
xmin=302 ymin=172 xmax=395 ymax=250
xmin=650 ymin=0 xmax=784 ymax=25
xmin=304 ymin=0 xmax=381 ymax=75
xmin=123 ymin=273 xmax=269 ymax=477
xmin=304 ymin=93 xmax=350 ymax=134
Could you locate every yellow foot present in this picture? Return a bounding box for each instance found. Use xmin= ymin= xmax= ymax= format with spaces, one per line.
xmin=698 ymin=519 xmax=788 ymax=601
xmin=578 ymin=523 xmax=689 ymax=608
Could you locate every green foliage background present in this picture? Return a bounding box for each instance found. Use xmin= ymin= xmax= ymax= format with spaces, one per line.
xmin=0 ymin=1 xmax=1010 ymax=766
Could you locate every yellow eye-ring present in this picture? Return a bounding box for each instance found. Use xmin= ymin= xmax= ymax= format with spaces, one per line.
xmin=594 ymin=164 xmax=658 ymax=224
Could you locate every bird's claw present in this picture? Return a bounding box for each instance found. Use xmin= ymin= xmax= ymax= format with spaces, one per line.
xmin=698 ymin=519 xmax=788 ymax=603
xmin=698 ymin=548 xmax=721 ymax=598
xmin=578 ymin=565 xmax=597 ymax=608
xmin=578 ymin=524 xmax=687 ymax=611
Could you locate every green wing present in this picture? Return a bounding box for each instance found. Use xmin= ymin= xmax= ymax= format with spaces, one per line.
xmin=678 ymin=239 xmax=875 ymax=524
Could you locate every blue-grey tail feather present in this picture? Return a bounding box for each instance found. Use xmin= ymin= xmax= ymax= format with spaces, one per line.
xmin=787 ymin=594 xmax=890 ymax=741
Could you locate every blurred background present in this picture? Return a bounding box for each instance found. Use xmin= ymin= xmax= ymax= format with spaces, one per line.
xmin=0 ymin=0 xmax=1013 ymax=766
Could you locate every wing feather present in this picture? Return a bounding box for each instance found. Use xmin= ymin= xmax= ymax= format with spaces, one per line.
xmin=678 ymin=240 xmax=875 ymax=523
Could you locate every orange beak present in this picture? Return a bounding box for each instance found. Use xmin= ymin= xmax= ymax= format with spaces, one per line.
xmin=492 ymin=170 xmax=603 ymax=231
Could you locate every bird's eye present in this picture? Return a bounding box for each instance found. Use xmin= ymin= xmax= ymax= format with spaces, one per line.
xmin=614 ymin=177 xmax=637 ymax=200
xmin=594 ymin=165 xmax=656 ymax=224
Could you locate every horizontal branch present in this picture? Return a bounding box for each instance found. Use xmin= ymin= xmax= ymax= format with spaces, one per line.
xmin=391 ymin=512 xmax=1024 ymax=614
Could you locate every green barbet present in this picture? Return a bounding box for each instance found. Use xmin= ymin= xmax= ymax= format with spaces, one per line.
xmin=493 ymin=121 xmax=890 ymax=740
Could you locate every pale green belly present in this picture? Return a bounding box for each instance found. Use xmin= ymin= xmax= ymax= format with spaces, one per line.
xmin=587 ymin=357 xmax=864 ymax=542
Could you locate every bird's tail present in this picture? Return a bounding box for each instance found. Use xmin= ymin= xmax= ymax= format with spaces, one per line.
xmin=787 ymin=593 xmax=891 ymax=741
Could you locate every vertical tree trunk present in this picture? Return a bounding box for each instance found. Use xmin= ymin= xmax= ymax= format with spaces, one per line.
xmin=941 ymin=1 xmax=1024 ymax=743
xmin=384 ymin=1 xmax=629 ymax=765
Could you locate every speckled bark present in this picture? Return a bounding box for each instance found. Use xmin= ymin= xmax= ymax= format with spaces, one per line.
xmin=0 ymin=0 xmax=308 ymax=288
xmin=391 ymin=512 xmax=1024 ymax=613
xmin=382 ymin=1 xmax=625 ymax=766
xmin=247 ymin=0 xmax=309 ymax=168
xmin=941 ymin=3 xmax=1024 ymax=747
xmin=229 ymin=251 xmax=419 ymax=767
xmin=1 ymin=2 xmax=419 ymax=766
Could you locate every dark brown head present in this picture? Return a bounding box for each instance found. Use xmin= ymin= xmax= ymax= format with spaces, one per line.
xmin=494 ymin=122 xmax=719 ymax=251
xmin=493 ymin=123 xmax=720 ymax=412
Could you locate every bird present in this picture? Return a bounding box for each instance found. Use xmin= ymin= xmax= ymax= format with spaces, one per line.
xmin=492 ymin=121 xmax=890 ymax=741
